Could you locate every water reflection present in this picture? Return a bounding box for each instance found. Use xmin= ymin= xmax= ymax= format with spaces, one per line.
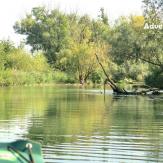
xmin=0 ymin=86 xmax=163 ymax=162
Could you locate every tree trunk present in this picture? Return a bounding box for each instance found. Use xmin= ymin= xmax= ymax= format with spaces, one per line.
xmin=79 ymin=75 xmax=85 ymax=85
xmin=95 ymin=53 xmax=127 ymax=94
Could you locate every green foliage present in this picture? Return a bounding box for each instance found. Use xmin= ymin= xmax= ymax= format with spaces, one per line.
xmin=55 ymin=14 xmax=109 ymax=84
xmin=109 ymin=13 xmax=163 ymax=68
xmin=14 ymin=7 xmax=69 ymax=65
xmin=0 ymin=70 xmax=56 ymax=86
xmin=11 ymin=4 xmax=163 ymax=87
xmin=143 ymin=0 xmax=163 ymax=20
xmin=14 ymin=7 xmax=110 ymax=84
xmin=0 ymin=39 xmax=57 ymax=86
xmin=6 ymin=49 xmax=33 ymax=71
xmin=89 ymin=71 xmax=103 ymax=84
xmin=0 ymin=40 xmax=16 ymax=70
xmin=142 ymin=0 xmax=163 ymax=68
xmin=145 ymin=68 xmax=163 ymax=89
xmin=99 ymin=8 xmax=109 ymax=25
xmin=52 ymin=71 xmax=76 ymax=83
xmin=109 ymin=16 xmax=144 ymax=64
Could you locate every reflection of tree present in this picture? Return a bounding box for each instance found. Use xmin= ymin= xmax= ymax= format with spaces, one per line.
xmin=2 ymin=86 xmax=162 ymax=161
xmin=109 ymin=96 xmax=154 ymax=132
xmin=27 ymin=91 xmax=113 ymax=145
xmin=0 ymin=87 xmax=53 ymax=121
xmin=0 ymin=86 xmax=54 ymax=140
xmin=150 ymin=97 xmax=163 ymax=160
xmin=27 ymin=92 xmax=163 ymax=143
xmin=106 ymin=95 xmax=163 ymax=161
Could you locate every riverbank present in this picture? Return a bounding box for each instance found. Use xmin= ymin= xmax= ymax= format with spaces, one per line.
xmin=0 ymin=71 xmax=157 ymax=92
xmin=0 ymin=69 xmax=161 ymax=94
xmin=0 ymin=70 xmax=77 ymax=87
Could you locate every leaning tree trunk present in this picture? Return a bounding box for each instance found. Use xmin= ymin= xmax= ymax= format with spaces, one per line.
xmin=95 ymin=53 xmax=127 ymax=94
xmin=95 ymin=53 xmax=160 ymax=95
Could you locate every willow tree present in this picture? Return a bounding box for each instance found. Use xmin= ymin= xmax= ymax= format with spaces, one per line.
xmin=56 ymin=15 xmax=109 ymax=84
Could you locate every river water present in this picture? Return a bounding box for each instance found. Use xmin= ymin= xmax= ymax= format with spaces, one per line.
xmin=0 ymin=86 xmax=163 ymax=163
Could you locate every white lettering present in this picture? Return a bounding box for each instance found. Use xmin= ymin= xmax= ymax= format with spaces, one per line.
xmin=144 ymin=23 xmax=162 ymax=30
xmin=144 ymin=23 xmax=149 ymax=29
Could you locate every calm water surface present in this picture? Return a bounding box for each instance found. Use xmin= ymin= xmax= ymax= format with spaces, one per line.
xmin=0 ymin=86 xmax=163 ymax=163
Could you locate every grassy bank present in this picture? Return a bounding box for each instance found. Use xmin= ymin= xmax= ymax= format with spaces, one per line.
xmin=0 ymin=70 xmax=78 ymax=87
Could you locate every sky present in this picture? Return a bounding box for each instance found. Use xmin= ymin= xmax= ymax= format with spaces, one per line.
xmin=0 ymin=0 xmax=143 ymax=45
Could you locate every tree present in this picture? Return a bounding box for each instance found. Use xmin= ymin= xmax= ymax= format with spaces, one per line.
xmin=98 ymin=8 xmax=109 ymax=25
xmin=14 ymin=7 xmax=69 ymax=65
xmin=141 ymin=0 xmax=163 ymax=69
xmin=109 ymin=13 xmax=163 ymax=69
xmin=0 ymin=40 xmax=16 ymax=70
xmin=56 ymin=15 xmax=108 ymax=84
xmin=143 ymin=0 xmax=163 ymax=20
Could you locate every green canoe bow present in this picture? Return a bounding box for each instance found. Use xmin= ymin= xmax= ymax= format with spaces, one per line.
xmin=0 ymin=140 xmax=44 ymax=163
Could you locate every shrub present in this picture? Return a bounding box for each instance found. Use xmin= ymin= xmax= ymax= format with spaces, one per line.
xmin=145 ymin=68 xmax=163 ymax=89
xmin=90 ymin=71 xmax=103 ymax=84
xmin=52 ymin=71 xmax=76 ymax=83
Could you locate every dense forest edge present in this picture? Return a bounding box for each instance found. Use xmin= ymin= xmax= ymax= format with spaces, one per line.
xmin=0 ymin=0 xmax=162 ymax=93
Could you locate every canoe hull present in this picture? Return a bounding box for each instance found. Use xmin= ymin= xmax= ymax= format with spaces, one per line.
xmin=0 ymin=140 xmax=44 ymax=163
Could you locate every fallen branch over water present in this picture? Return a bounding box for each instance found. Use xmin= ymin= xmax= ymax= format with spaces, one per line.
xmin=95 ymin=53 xmax=161 ymax=95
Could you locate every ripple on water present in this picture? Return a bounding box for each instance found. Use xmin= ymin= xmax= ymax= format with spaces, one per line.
xmin=0 ymin=87 xmax=163 ymax=163
xmin=41 ymin=134 xmax=163 ymax=163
